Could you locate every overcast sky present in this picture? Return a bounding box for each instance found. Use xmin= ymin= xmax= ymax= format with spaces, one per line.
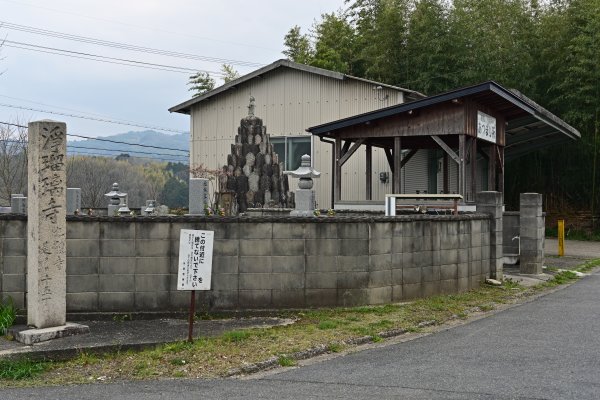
xmin=0 ymin=0 xmax=345 ymax=138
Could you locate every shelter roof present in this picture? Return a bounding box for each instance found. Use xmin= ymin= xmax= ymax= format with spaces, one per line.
xmin=307 ymin=81 xmax=580 ymax=160
xmin=168 ymin=59 xmax=425 ymax=115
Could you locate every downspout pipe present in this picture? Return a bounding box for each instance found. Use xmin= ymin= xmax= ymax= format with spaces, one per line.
xmin=319 ymin=134 xmax=336 ymax=210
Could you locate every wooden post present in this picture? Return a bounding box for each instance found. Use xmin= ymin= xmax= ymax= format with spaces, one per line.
xmin=497 ymin=146 xmax=505 ymax=193
xmin=458 ymin=135 xmax=466 ymax=198
xmin=393 ymin=137 xmax=402 ymax=194
xmin=443 ymin=153 xmax=449 ymax=194
xmin=488 ymin=144 xmax=497 ymax=191
xmin=471 ymin=138 xmax=477 ymax=202
xmin=335 ymin=137 xmax=342 ymax=203
xmin=188 ymin=290 xmax=196 ymax=343
xmin=366 ymin=143 xmax=372 ymax=200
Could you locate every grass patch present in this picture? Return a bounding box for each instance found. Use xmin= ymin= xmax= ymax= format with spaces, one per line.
xmin=327 ymin=343 xmax=343 ymax=353
xmin=221 ymin=330 xmax=252 ymax=343
xmin=2 ymin=267 xmax=592 ymax=387
xmin=277 ymin=355 xmax=296 ymax=367
xmin=0 ymin=360 xmax=48 ymax=380
xmin=575 ymin=258 xmax=600 ymax=273
xmin=0 ymin=297 xmax=17 ymax=336
xmin=317 ymin=320 xmax=337 ymax=330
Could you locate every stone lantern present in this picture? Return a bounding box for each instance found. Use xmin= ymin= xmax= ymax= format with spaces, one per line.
xmin=285 ymin=154 xmax=320 ymax=216
xmin=104 ymin=182 xmax=130 ymax=216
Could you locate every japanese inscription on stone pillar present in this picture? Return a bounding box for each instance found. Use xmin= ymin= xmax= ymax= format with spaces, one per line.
xmin=27 ymin=120 xmax=67 ymax=328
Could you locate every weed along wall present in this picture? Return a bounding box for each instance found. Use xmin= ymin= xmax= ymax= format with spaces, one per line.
xmin=0 ymin=214 xmax=492 ymax=313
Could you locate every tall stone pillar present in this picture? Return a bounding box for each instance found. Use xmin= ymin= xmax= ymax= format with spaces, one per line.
xmin=27 ymin=120 xmax=68 ymax=328
xmin=519 ymin=193 xmax=544 ymax=274
xmin=476 ymin=191 xmax=503 ymax=280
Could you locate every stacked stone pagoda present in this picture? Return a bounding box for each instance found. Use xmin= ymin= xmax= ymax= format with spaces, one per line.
xmin=220 ymin=97 xmax=293 ymax=213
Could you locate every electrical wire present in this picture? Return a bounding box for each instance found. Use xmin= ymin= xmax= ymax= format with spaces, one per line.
xmin=0 ymin=104 xmax=188 ymax=134
xmin=0 ymin=93 xmax=184 ymax=130
xmin=67 ymin=149 xmax=188 ymax=164
xmin=0 ymin=121 xmax=189 ymax=154
xmin=3 ymin=40 xmax=222 ymax=75
xmin=0 ymin=20 xmax=265 ymax=68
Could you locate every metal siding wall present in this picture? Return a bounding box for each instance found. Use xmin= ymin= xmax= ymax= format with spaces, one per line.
xmin=189 ymin=69 xmax=406 ymax=206
xmin=403 ymin=150 xmax=430 ymax=194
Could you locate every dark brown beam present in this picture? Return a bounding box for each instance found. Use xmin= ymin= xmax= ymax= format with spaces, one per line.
xmin=339 ymin=138 xmax=365 ymax=166
xmin=471 ymin=137 xmax=477 ymax=202
xmin=341 ymin=140 xmax=351 ymax=157
xmin=431 ymin=135 xmax=460 ymax=164
xmin=443 ymin=153 xmax=449 ymax=194
xmin=400 ymin=149 xmax=418 ymax=168
xmin=459 ymin=134 xmax=466 ymax=198
xmin=384 ymin=148 xmax=393 ymax=170
xmin=489 ymin=144 xmax=497 ymax=191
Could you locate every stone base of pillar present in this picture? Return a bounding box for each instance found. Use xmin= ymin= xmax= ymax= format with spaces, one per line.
xmin=12 ymin=323 xmax=90 ymax=345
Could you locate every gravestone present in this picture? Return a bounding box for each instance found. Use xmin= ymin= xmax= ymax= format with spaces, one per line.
xmin=189 ymin=178 xmax=209 ymax=215
xmin=66 ymin=188 xmax=81 ymax=215
xmin=18 ymin=120 xmax=89 ymax=344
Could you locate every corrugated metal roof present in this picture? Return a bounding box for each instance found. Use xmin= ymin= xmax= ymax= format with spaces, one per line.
xmin=168 ymin=59 xmax=425 ymax=115
xmin=307 ymin=81 xmax=580 ymax=159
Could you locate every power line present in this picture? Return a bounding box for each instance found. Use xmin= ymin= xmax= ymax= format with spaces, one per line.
xmin=67 ymin=149 xmax=189 ymax=164
xmin=0 ymin=93 xmax=181 ymax=129
xmin=67 ymin=143 xmax=188 ymax=158
xmin=4 ymin=40 xmax=223 ymax=75
xmin=0 ymin=136 xmax=188 ymax=159
xmin=0 ymin=2 xmax=277 ymax=53
xmin=0 ymin=121 xmax=189 ymax=153
xmin=0 ymin=104 xmax=188 ymax=134
xmin=0 ymin=20 xmax=266 ymax=68
xmin=68 ymin=134 xmax=188 ymax=153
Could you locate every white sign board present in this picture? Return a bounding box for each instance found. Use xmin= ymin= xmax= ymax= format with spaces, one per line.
xmin=477 ymin=111 xmax=497 ymax=144
xmin=177 ymin=230 xmax=214 ymax=290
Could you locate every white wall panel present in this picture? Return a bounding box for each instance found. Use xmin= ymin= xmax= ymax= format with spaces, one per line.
xmin=189 ymin=67 xmax=409 ymax=207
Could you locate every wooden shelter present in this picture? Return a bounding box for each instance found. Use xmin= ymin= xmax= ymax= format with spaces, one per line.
xmin=307 ymin=81 xmax=580 ymax=206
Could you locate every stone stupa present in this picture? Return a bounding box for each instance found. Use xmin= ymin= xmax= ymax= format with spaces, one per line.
xmin=218 ymin=97 xmax=294 ymax=213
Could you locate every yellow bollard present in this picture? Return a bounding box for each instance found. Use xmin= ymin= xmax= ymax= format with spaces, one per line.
xmin=558 ymin=219 xmax=565 ymax=257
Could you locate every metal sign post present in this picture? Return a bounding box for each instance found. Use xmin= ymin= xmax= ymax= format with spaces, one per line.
xmin=177 ymin=229 xmax=214 ymax=343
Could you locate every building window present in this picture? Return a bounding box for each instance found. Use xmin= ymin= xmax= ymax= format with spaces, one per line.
xmin=270 ymin=136 xmax=312 ymax=170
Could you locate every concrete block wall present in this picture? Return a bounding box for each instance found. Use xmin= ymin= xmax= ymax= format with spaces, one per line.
xmin=0 ymin=214 xmax=492 ymax=313
xmin=0 ymin=217 xmax=27 ymax=309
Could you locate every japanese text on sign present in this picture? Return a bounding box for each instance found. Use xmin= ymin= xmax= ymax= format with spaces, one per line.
xmin=477 ymin=111 xmax=497 ymax=144
xmin=177 ymin=230 xmax=214 ymax=291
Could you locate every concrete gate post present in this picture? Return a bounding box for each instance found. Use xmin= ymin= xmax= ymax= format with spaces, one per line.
xmin=519 ymin=193 xmax=544 ymax=274
xmin=476 ymin=191 xmax=503 ymax=280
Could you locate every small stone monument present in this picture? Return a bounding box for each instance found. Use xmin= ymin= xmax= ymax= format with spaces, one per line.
xmin=142 ymin=200 xmax=156 ymax=216
xmin=66 ymin=188 xmax=81 ymax=215
xmin=104 ymin=182 xmax=129 ymax=216
xmin=189 ymin=178 xmax=210 ymax=215
xmin=10 ymin=194 xmax=27 ymax=214
xmin=285 ymin=154 xmax=320 ymax=216
xmin=17 ymin=120 xmax=89 ymax=345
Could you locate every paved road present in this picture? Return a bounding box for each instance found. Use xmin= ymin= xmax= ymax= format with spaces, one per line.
xmin=545 ymin=238 xmax=600 ymax=258
xmin=3 ymin=271 xmax=600 ymax=399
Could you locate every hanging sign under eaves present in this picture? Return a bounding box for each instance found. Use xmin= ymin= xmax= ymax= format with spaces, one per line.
xmin=477 ymin=111 xmax=497 ymax=144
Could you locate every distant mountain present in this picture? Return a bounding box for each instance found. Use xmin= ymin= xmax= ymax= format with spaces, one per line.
xmin=67 ymin=130 xmax=189 ymax=164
